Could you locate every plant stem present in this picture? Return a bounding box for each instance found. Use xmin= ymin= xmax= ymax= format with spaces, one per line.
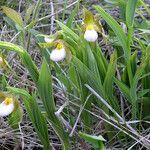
xmin=126 ymin=25 xmax=134 ymax=86
xmin=26 ymin=0 xmax=41 ymax=51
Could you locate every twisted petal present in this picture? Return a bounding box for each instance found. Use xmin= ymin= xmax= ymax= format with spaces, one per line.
xmin=44 ymin=37 xmax=54 ymax=43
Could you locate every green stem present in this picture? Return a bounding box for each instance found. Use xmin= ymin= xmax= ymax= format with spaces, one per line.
xmin=126 ymin=60 xmax=133 ymax=87
xmin=127 ymin=27 xmax=133 ymax=48
xmin=62 ymin=0 xmax=68 ymax=22
xmin=26 ymin=0 xmax=41 ymax=51
xmin=126 ymin=26 xmax=133 ymax=87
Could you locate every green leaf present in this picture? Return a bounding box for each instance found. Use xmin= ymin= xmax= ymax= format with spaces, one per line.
xmin=37 ymin=59 xmax=69 ymax=150
xmin=137 ymin=89 xmax=150 ymax=99
xmin=4 ymin=17 xmax=21 ymax=32
xmin=146 ymin=44 xmax=150 ymax=51
xmin=25 ymin=4 xmax=34 ymax=24
xmin=130 ymin=51 xmax=137 ymax=76
xmin=126 ymin=0 xmax=138 ymax=27
xmin=103 ymin=51 xmax=120 ymax=110
xmin=57 ymin=20 xmax=81 ymax=43
xmin=0 ymin=41 xmax=24 ymax=53
xmin=93 ymin=43 xmax=108 ymax=81
xmin=86 ymin=43 xmax=101 ymax=79
xmin=7 ymin=87 xmax=52 ymax=150
xmin=94 ymin=5 xmax=128 ymax=60
xmin=79 ymin=132 xmax=106 ymax=150
xmin=103 ymin=51 xmax=117 ymax=97
xmin=104 ymin=0 xmax=126 ymax=5
xmin=131 ymin=58 xmax=149 ymax=96
xmin=66 ymin=0 xmax=79 ymax=28
xmin=1 ymin=75 xmax=7 ymax=91
xmin=130 ymin=57 xmax=150 ymax=119
xmin=114 ymin=78 xmax=132 ymax=103
xmin=37 ymin=58 xmax=56 ymax=115
xmin=7 ymin=86 xmax=31 ymax=98
xmin=1 ymin=6 xmax=23 ymax=28
xmin=142 ymin=97 xmax=150 ymax=120
xmin=24 ymin=95 xmax=52 ymax=150
xmin=68 ymin=64 xmax=80 ymax=91
xmin=73 ymin=56 xmax=105 ymax=98
xmin=21 ymin=51 xmax=39 ymax=83
xmin=8 ymin=106 xmax=23 ymax=129
xmin=69 ymin=63 xmax=92 ymax=127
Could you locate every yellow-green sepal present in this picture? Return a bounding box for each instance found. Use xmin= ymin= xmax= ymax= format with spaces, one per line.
xmin=38 ymin=42 xmax=53 ymax=48
xmin=93 ymin=14 xmax=103 ymax=33
xmin=83 ymin=7 xmax=94 ymax=25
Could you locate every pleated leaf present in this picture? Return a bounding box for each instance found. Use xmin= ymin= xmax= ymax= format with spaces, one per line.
xmin=1 ymin=6 xmax=23 ymax=28
xmin=79 ymin=132 xmax=106 ymax=150
xmin=94 ymin=5 xmax=128 ymax=59
xmin=7 ymin=87 xmax=52 ymax=150
xmin=21 ymin=51 xmax=39 ymax=83
xmin=103 ymin=51 xmax=120 ymax=111
xmin=126 ymin=0 xmax=138 ymax=27
xmin=114 ymin=78 xmax=132 ymax=103
xmin=37 ymin=59 xmax=69 ymax=150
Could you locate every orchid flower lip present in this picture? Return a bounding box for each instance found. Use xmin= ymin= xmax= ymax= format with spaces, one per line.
xmin=84 ymin=27 xmax=98 ymax=42
xmin=50 ymin=43 xmax=66 ymax=62
xmin=0 ymin=97 xmax=14 ymax=117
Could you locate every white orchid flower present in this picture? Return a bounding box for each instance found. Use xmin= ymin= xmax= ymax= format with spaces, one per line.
xmin=0 ymin=97 xmax=14 ymax=117
xmin=50 ymin=43 xmax=66 ymax=62
xmin=84 ymin=25 xmax=98 ymax=42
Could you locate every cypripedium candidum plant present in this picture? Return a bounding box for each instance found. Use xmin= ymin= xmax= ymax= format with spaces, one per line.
xmin=82 ymin=8 xmax=104 ymax=42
